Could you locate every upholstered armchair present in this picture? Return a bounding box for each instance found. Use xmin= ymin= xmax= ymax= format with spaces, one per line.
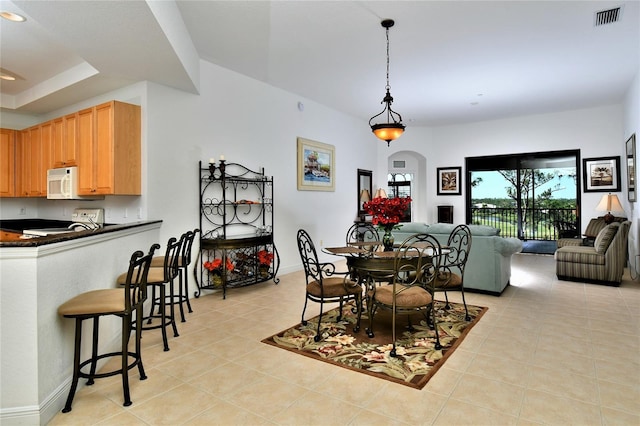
xmin=557 ymin=216 xmax=626 ymax=248
xmin=555 ymin=220 xmax=631 ymax=285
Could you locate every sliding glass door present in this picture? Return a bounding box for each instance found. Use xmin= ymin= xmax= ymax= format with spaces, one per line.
xmin=466 ymin=150 xmax=580 ymax=240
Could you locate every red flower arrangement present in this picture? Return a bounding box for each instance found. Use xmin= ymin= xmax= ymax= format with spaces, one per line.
xmin=204 ymin=257 xmax=234 ymax=273
xmin=363 ymin=196 xmax=412 ymax=227
xmin=256 ymin=249 xmax=274 ymax=266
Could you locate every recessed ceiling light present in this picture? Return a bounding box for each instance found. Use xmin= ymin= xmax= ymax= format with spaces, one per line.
xmin=0 ymin=68 xmax=24 ymax=81
xmin=0 ymin=11 xmax=26 ymax=22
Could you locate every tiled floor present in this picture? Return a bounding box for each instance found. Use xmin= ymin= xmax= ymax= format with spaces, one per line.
xmin=48 ymin=253 xmax=640 ymax=425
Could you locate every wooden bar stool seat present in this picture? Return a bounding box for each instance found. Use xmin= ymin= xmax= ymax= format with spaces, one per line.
xmin=58 ymin=244 xmax=159 ymax=413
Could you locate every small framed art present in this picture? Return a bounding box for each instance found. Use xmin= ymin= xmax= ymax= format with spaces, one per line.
xmin=437 ymin=167 xmax=461 ymax=195
xmin=582 ymin=156 xmax=621 ymax=193
xmin=297 ymin=137 xmax=335 ymax=191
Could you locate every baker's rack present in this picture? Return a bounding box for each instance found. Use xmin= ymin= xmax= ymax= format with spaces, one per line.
xmin=195 ymin=160 xmax=279 ymax=299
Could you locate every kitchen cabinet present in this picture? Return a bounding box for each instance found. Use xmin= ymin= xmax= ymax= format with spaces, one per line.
xmin=40 ymin=121 xmax=53 ymax=186
xmin=0 ymin=129 xmax=16 ymax=197
xmin=15 ymin=126 xmax=46 ymax=197
xmin=52 ymin=114 xmax=78 ymax=167
xmin=77 ymin=101 xmax=141 ymax=195
xmin=196 ymin=160 xmax=280 ymax=299
xmin=13 ymin=123 xmax=52 ymax=198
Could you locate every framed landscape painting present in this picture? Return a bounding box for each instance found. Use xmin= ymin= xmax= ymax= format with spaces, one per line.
xmin=437 ymin=167 xmax=461 ymax=195
xmin=582 ymin=156 xmax=621 ymax=193
xmin=297 ymin=137 xmax=335 ymax=191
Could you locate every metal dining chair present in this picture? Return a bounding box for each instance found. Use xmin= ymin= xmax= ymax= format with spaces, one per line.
xmin=365 ymin=233 xmax=442 ymax=356
xmin=296 ymin=229 xmax=363 ymax=342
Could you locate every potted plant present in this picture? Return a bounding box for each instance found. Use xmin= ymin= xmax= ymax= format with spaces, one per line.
xmin=203 ymin=257 xmax=234 ymax=287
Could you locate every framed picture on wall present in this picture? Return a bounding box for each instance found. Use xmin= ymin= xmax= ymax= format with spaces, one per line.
xmin=297 ymin=137 xmax=335 ymax=191
xmin=437 ymin=166 xmax=462 ymax=195
xmin=582 ymin=156 xmax=621 ymax=192
xmin=626 ymin=134 xmax=636 ymax=202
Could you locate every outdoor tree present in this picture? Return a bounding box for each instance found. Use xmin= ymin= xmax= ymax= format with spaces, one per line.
xmin=498 ymin=169 xmax=576 ymax=232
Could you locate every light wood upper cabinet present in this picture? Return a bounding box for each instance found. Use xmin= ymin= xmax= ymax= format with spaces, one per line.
xmin=52 ymin=114 xmax=78 ymax=168
xmin=17 ymin=125 xmax=46 ymax=197
xmin=40 ymin=121 xmax=53 ymax=189
xmin=3 ymin=99 xmax=140 ymax=198
xmin=77 ymin=107 xmax=95 ymax=194
xmin=0 ymin=129 xmax=16 ymax=197
xmin=78 ymin=101 xmax=141 ymax=195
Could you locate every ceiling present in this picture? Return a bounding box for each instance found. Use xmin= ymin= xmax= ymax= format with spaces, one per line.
xmin=1 ymin=0 xmax=638 ymax=127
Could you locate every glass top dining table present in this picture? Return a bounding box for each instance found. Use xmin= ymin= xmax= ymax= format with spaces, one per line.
xmin=324 ymin=243 xmax=447 ymax=289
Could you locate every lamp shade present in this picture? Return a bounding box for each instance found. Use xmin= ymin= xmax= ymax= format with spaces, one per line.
xmin=372 ymin=124 xmax=405 ymax=143
xmin=360 ymin=189 xmax=371 ymax=203
xmin=595 ymin=193 xmax=625 ymax=224
xmin=374 ymin=188 xmax=388 ymax=199
xmin=595 ymin=193 xmax=624 ymax=213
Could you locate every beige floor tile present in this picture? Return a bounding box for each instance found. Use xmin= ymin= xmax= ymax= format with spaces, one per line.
xmin=313 ymin=367 xmax=386 ymax=407
xmin=48 ymin=393 xmax=125 ymax=425
xmin=598 ymin=379 xmax=640 ymax=415
xmin=95 ymin=411 xmax=150 ymax=425
xmin=423 ymin=366 xmax=463 ymax=396
xmin=433 ymin=398 xmax=518 ymax=425
xmin=363 ymin=385 xmax=448 ymax=424
xmin=269 ymin=390 xmax=361 ymax=425
xmin=188 ymin=360 xmax=262 ymax=398
xmin=530 ymin=346 xmax=596 ymax=377
xmin=46 ymin=254 xmax=640 ymax=426
xmin=224 ymin=375 xmax=309 ymax=419
xmin=519 ymin=389 xmax=602 ymax=425
xmin=183 ymin=400 xmax=274 ymax=425
xmin=595 ymin=356 xmax=640 ymax=386
xmin=155 ymin=349 xmax=220 ymax=381
xmin=96 ymin=367 xmax=182 ymax=406
xmin=348 ymin=409 xmax=410 ymax=426
xmin=526 ymin=365 xmax=599 ymax=405
xmin=450 ymin=373 xmax=525 ymax=416
xmin=601 ymin=406 xmax=640 ymax=425
xmin=464 ymin=353 xmax=531 ymax=386
xmin=127 ymin=383 xmax=215 ymax=425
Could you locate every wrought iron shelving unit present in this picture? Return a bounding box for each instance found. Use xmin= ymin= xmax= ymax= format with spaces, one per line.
xmin=195 ymin=160 xmax=279 ymax=299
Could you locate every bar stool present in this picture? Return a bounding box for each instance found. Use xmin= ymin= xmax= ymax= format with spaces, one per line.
xmin=150 ymin=228 xmax=199 ymax=322
xmin=118 ymin=236 xmax=181 ymax=351
xmin=58 ymin=244 xmax=159 ymax=413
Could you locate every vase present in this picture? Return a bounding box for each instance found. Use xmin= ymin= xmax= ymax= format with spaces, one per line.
xmin=209 ymin=272 xmax=223 ymax=288
xmin=382 ymin=226 xmax=395 ymax=251
xmin=258 ymin=265 xmax=270 ymax=279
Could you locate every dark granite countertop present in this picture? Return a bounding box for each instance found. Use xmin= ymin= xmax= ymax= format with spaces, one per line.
xmin=0 ymin=220 xmax=163 ymax=247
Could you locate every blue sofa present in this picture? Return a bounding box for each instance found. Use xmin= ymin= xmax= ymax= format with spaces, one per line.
xmin=390 ymin=223 xmax=523 ymax=295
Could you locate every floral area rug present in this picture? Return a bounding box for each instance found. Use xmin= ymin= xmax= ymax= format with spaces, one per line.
xmin=262 ymin=300 xmax=487 ymax=389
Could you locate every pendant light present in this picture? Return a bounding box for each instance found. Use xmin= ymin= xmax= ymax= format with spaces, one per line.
xmin=369 ymin=19 xmax=405 ymax=146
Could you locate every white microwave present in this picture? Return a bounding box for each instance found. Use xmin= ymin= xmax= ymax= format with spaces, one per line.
xmin=47 ymin=167 xmax=103 ymax=200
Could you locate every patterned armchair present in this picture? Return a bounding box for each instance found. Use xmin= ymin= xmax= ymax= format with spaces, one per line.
xmin=557 ymin=216 xmax=626 ymax=248
xmin=555 ymin=220 xmax=631 ymax=285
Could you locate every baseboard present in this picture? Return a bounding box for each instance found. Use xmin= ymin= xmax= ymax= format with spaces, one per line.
xmin=0 ymin=377 xmax=71 ymax=426
xmin=464 ymin=282 xmax=509 ymax=297
xmin=556 ymin=275 xmax=621 ymax=287
xmin=0 ymin=405 xmax=40 ymax=425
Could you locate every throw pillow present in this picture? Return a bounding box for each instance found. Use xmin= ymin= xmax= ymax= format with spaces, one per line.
xmin=594 ymin=223 xmax=619 ymax=254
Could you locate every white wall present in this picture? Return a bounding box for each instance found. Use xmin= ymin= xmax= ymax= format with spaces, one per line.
xmin=623 ymin=72 xmax=640 ymax=272
xmin=382 ymin=104 xmax=627 ymax=229
xmin=0 ymin=61 xmax=379 ymax=274
xmin=1 ymin=61 xmax=638 ymax=277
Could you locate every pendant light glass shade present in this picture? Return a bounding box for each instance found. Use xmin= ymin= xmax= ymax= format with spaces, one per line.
xmin=369 ymin=19 xmax=405 ymax=146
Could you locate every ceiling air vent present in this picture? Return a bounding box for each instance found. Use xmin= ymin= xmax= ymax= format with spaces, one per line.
xmin=594 ymin=6 xmax=622 ymax=26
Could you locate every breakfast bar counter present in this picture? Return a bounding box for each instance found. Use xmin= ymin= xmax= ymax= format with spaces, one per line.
xmin=0 ymin=220 xmax=162 ymax=425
